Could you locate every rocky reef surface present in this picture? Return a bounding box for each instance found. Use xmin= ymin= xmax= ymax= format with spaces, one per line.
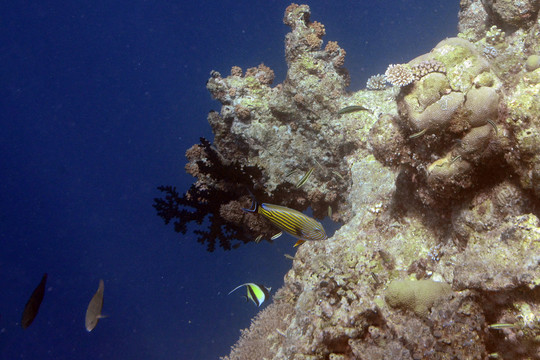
xmin=184 ymin=2 xmax=540 ymax=359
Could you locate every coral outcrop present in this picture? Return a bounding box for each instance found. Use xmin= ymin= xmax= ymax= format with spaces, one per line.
xmin=158 ymin=2 xmax=540 ymax=358
xmin=203 ymin=3 xmax=354 ymax=225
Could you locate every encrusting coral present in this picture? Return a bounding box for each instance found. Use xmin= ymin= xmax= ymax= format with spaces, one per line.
xmin=384 ymin=279 xmax=452 ymax=317
xmin=156 ymin=2 xmax=540 ymax=358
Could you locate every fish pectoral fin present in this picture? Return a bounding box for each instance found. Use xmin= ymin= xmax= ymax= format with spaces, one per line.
xmin=293 ymin=239 xmax=306 ymax=247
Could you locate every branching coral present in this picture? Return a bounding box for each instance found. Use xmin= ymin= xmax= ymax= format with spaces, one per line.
xmin=153 ymin=137 xmax=274 ymax=251
xmin=203 ymin=3 xmax=355 ymax=222
xmin=385 ymin=64 xmax=415 ymax=87
xmin=220 ymin=288 xmax=295 ymax=360
xmin=365 ymin=74 xmax=387 ymax=90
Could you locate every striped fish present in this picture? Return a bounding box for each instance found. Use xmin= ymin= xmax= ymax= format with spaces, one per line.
xmin=244 ymin=201 xmax=327 ymax=247
xmin=295 ymin=167 xmax=314 ymax=188
xmin=228 ymin=283 xmax=271 ymax=307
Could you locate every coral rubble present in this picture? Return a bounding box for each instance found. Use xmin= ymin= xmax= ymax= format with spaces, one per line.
xmin=163 ymin=2 xmax=540 ymax=358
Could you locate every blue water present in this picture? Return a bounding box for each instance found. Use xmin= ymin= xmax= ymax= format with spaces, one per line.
xmin=0 ymin=1 xmax=458 ymax=359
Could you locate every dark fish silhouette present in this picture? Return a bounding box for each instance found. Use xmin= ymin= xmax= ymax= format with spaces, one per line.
xmin=85 ymin=279 xmax=105 ymax=332
xmin=21 ymin=273 xmax=48 ymax=329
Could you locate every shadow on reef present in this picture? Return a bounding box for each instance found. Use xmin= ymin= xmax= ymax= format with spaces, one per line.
xmin=481 ymin=286 xmax=540 ymax=359
xmin=388 ymin=151 xmax=524 ymax=226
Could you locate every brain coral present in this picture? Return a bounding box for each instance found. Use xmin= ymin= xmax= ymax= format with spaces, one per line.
xmin=385 ymin=279 xmax=453 ymax=317
xmin=371 ymin=37 xmax=505 ymax=205
xmin=464 ymin=86 xmax=499 ymax=127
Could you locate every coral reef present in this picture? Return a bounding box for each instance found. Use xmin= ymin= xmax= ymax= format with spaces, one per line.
xmin=203 ymin=3 xmax=355 ymax=225
xmin=159 ymin=2 xmax=540 ymax=358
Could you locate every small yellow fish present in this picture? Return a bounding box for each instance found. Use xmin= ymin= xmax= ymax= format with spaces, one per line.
xmin=408 ymin=128 xmax=427 ymax=139
xmin=488 ymin=323 xmax=515 ymax=329
xmin=331 ymin=170 xmax=345 ymax=181
xmin=284 ymin=169 xmax=298 ymax=178
xmin=487 ymin=119 xmax=498 ymax=135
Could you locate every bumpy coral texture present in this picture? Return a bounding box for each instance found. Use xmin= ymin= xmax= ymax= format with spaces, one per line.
xmin=365 ymin=74 xmax=387 ymax=90
xmin=385 ymin=279 xmax=452 ymax=317
xmin=204 ymin=3 xmax=354 ymax=226
xmin=182 ymin=3 xmax=540 ymax=359
xmin=385 ymin=64 xmax=415 ymax=87
xmin=370 ymin=37 xmax=507 ymax=207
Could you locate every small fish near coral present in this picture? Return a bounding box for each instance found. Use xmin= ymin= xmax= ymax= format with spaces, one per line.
xmin=228 ymin=283 xmax=271 ymax=307
xmin=337 ymin=105 xmax=372 ymax=115
xmin=295 ymin=167 xmax=314 ymax=188
xmin=243 ymin=199 xmax=327 ymax=247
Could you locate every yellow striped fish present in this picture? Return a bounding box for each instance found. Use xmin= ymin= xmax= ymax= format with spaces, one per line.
xmin=228 ymin=283 xmax=271 ymax=307
xmin=244 ymin=200 xmax=327 ymax=247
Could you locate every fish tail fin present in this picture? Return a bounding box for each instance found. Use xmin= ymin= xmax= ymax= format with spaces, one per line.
xmin=293 ymin=239 xmax=306 ymax=247
xmin=242 ymin=191 xmax=258 ymax=213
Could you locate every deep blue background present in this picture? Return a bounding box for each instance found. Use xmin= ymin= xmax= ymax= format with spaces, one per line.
xmin=0 ymin=1 xmax=458 ymax=359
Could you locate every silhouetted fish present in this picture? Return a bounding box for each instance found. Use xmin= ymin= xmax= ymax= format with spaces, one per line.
xmin=85 ymin=279 xmax=105 ymax=332
xmin=21 ymin=273 xmax=48 ymax=329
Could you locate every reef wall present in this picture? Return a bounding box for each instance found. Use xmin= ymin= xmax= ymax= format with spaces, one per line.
xmin=193 ymin=2 xmax=540 ymax=359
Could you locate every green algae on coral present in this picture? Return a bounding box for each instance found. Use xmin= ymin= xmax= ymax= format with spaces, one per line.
xmin=431 ymin=38 xmax=490 ymax=93
xmin=526 ymin=55 xmax=540 ymax=72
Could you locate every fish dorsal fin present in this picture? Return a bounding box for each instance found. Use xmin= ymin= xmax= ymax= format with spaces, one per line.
xmin=227 ymin=283 xmax=253 ymax=296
